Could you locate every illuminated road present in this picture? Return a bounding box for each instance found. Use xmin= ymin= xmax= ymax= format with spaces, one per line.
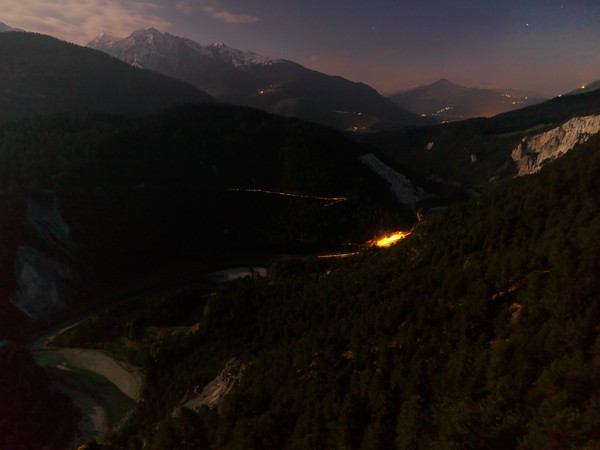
xmin=317 ymin=230 xmax=412 ymax=259
xmin=228 ymin=188 xmax=348 ymax=206
xmin=317 ymin=252 xmax=360 ymax=259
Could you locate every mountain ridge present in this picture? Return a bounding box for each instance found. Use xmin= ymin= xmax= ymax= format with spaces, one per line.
xmin=389 ymin=78 xmax=544 ymax=122
xmin=0 ymin=31 xmax=215 ymax=123
xmin=88 ymin=28 xmax=425 ymax=131
xmin=89 ymin=28 xmax=282 ymax=69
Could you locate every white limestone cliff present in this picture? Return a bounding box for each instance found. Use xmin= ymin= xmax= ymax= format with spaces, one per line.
xmin=511 ymin=115 xmax=600 ymax=176
xmin=183 ymin=358 xmax=246 ymax=410
xmin=11 ymin=199 xmax=77 ymax=318
xmin=11 ymin=246 xmax=76 ymax=318
xmin=359 ymin=153 xmax=431 ymax=211
xmin=26 ymin=198 xmax=74 ymax=256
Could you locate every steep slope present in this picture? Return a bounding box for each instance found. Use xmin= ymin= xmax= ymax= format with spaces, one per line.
xmin=0 ymin=21 xmax=24 ymax=32
xmin=55 ymin=123 xmax=600 ymax=450
xmin=0 ymin=32 xmax=215 ymax=123
xmin=87 ymin=28 xmax=423 ymax=131
xmin=512 ymin=114 xmax=600 ymax=175
xmin=0 ymin=104 xmax=412 ymax=339
xmin=389 ymin=79 xmax=544 ymax=122
xmin=365 ymin=88 xmax=600 ymax=186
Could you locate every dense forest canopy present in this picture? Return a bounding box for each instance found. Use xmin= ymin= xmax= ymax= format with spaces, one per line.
xmin=54 ymin=129 xmax=600 ymax=449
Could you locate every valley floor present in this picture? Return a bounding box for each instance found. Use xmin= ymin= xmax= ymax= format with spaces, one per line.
xmin=55 ymin=348 xmax=143 ymax=401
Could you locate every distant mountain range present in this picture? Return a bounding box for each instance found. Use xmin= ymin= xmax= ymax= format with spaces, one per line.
xmin=389 ymin=79 xmax=545 ymax=122
xmin=0 ymin=23 xmax=558 ymax=131
xmin=0 ymin=32 xmax=214 ymax=122
xmin=88 ymin=28 xmax=424 ymax=131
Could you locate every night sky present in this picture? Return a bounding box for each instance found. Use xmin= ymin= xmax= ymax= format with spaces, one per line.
xmin=4 ymin=0 xmax=600 ymax=96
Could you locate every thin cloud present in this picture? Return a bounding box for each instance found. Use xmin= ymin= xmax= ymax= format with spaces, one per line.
xmin=175 ymin=2 xmax=196 ymax=15
xmin=202 ymin=6 xmax=259 ymax=24
xmin=2 ymin=0 xmax=171 ymax=44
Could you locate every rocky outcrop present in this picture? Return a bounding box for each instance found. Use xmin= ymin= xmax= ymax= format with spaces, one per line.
xmin=11 ymin=198 xmax=77 ymax=318
xmin=11 ymin=246 xmax=77 ymax=318
xmin=511 ymin=115 xmax=600 ymax=176
xmin=359 ymin=153 xmax=431 ymax=211
xmin=26 ymin=199 xmax=74 ymax=256
xmin=184 ymin=358 xmax=246 ymax=411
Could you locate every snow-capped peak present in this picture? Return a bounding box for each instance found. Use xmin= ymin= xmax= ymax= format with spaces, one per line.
xmin=87 ymin=28 xmax=280 ymax=69
xmin=88 ymin=31 xmax=122 ymax=49
xmin=206 ymin=41 xmax=278 ymax=67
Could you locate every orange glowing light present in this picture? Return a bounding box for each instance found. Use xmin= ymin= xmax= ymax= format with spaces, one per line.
xmin=373 ymin=231 xmax=410 ymax=247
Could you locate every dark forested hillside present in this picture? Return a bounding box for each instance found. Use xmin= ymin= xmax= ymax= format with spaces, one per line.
xmin=0 ymin=104 xmax=410 ymax=339
xmin=0 ymin=32 xmax=214 ymax=123
xmin=365 ymin=88 xmax=600 ymax=185
xmin=57 ymin=120 xmax=600 ymax=448
xmin=0 ymin=343 xmax=80 ymax=450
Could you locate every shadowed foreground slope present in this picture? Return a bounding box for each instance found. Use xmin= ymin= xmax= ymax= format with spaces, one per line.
xmin=60 ymin=128 xmax=600 ymax=449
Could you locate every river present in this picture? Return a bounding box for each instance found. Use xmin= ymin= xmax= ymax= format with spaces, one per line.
xmin=30 ymin=263 xmax=268 ymax=441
